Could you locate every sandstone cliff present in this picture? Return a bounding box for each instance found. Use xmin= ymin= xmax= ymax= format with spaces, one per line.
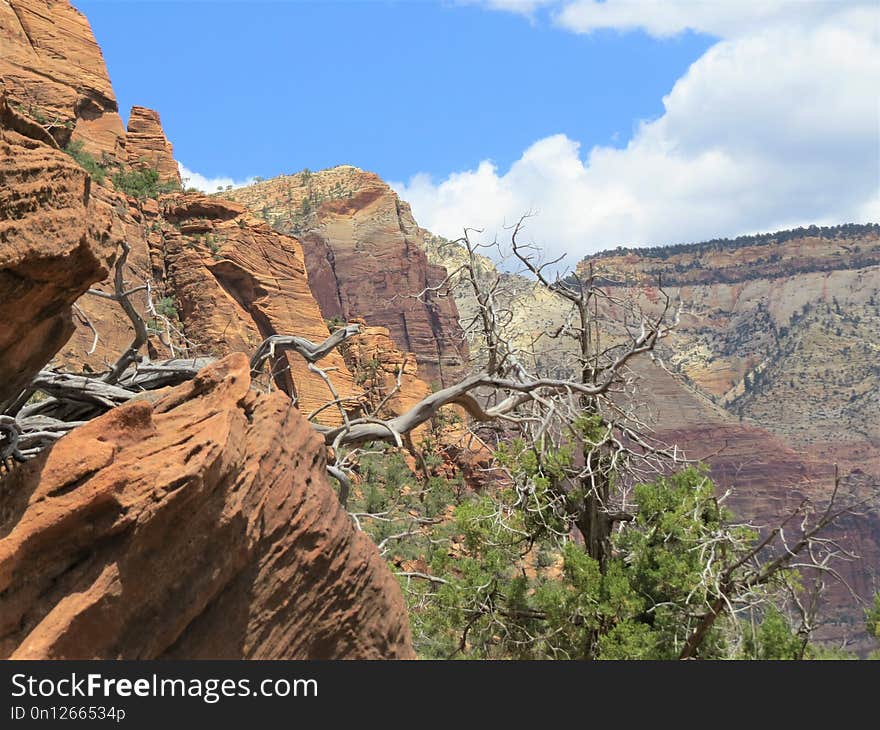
xmin=0 ymin=0 xmax=126 ymax=159
xmin=157 ymin=193 xmax=361 ymax=423
xmin=0 ymin=85 xmax=118 ymax=410
xmin=126 ymin=106 xmax=181 ymax=186
xmin=584 ymin=225 xmax=880 ymax=477
xmin=0 ymin=0 xmax=414 ymax=659
xmin=0 ymin=354 xmax=414 ymax=659
xmin=223 ymin=167 xmax=469 ymax=387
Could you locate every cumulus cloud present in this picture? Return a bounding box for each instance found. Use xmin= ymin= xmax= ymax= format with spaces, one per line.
xmin=177 ymin=163 xmax=254 ymax=193
xmin=394 ymin=4 xmax=879 ymax=264
xmin=553 ymin=0 xmax=875 ymax=38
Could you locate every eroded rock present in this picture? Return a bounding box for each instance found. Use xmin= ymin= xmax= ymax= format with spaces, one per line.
xmin=0 ymin=353 xmax=414 ymax=659
xmin=126 ymin=106 xmax=181 ymax=186
xmin=223 ymin=167 xmax=470 ymax=387
xmin=0 ymin=0 xmax=126 ymax=158
xmin=0 ymin=86 xmax=117 ymax=409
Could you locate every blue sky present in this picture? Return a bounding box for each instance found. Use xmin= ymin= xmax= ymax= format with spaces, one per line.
xmin=77 ymin=1 xmax=879 ymax=257
xmin=79 ymin=1 xmax=712 ymax=182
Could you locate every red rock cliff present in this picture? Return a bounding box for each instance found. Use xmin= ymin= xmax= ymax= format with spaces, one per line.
xmin=126 ymin=105 xmax=181 ymax=186
xmin=0 ymin=85 xmax=118 ymax=410
xmin=0 ymin=0 xmax=126 ymax=159
xmin=223 ymin=167 xmax=469 ymax=387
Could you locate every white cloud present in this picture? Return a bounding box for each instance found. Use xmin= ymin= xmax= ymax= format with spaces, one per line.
xmin=481 ymin=0 xmax=557 ymax=15
xmin=177 ymin=163 xmax=254 ymax=193
xmin=393 ymin=5 xmax=880 ymax=264
xmin=553 ymin=0 xmax=875 ymax=39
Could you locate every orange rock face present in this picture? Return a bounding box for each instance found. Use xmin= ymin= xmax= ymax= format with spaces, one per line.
xmin=126 ymin=106 xmax=181 ymax=186
xmin=223 ymin=167 xmax=469 ymax=387
xmin=54 ymin=190 xmax=160 ymax=375
xmin=159 ymin=194 xmax=361 ymax=423
xmin=0 ymin=0 xmax=126 ymax=159
xmin=340 ymin=321 xmax=432 ymax=425
xmin=339 ymin=320 xmax=494 ymax=489
xmin=0 ymin=87 xmax=117 ymax=409
xmin=0 ymin=354 xmax=415 ymax=659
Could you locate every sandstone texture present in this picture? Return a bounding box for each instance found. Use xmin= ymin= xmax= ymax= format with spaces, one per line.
xmin=54 ymin=189 xmax=362 ymax=426
xmin=125 ymin=106 xmax=181 ymax=185
xmin=0 ymin=86 xmax=118 ymax=410
xmin=223 ymin=167 xmax=469 ymax=387
xmin=0 ymin=354 xmax=414 ymax=659
xmin=158 ymin=193 xmax=361 ymax=423
xmin=0 ymin=0 xmax=125 ymax=158
xmin=340 ymin=320 xmax=432 ymax=426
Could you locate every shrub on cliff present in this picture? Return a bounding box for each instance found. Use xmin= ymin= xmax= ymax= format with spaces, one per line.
xmin=64 ymin=140 xmax=106 ymax=184
xmin=112 ymin=165 xmax=179 ymax=199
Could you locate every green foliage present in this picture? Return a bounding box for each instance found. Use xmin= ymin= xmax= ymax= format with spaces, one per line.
xmin=805 ymin=645 xmax=860 ymax=660
xmin=361 ymin=449 xmax=808 ymax=659
xmin=866 ymin=592 xmax=880 ymax=641
xmin=64 ymin=140 xmax=106 ymax=184
xmin=352 ymin=418 xmax=838 ymax=660
xmin=742 ymin=606 xmax=804 ymax=660
xmin=155 ymin=296 xmax=178 ymax=320
xmin=112 ymin=166 xmax=179 ymax=199
xmin=355 ymin=357 xmax=381 ymax=385
xmin=112 ymin=166 xmax=159 ymax=198
xmin=865 ymin=592 xmax=880 ymax=660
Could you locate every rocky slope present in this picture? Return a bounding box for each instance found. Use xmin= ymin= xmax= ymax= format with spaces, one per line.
xmin=0 ymin=354 xmax=414 ymax=659
xmin=0 ymin=0 xmax=414 ymax=659
xmin=222 ymin=167 xmax=469 ymax=387
xmin=585 ymin=224 xmax=880 ymax=477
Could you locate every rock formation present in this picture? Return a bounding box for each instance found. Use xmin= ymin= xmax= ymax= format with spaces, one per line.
xmin=0 ymin=354 xmax=414 ymax=659
xmin=223 ymin=167 xmax=469 ymax=387
xmin=158 ymin=194 xmax=361 ymax=423
xmin=126 ymin=106 xmax=181 ymax=186
xmin=0 ymin=86 xmax=118 ymax=410
xmin=339 ymin=320 xmax=433 ymax=426
xmin=0 ymin=0 xmax=415 ymax=660
xmin=0 ymin=0 xmax=126 ymax=159
xmin=56 ymin=188 xmax=361 ymax=426
xmin=584 ymin=225 xmax=880 ymax=480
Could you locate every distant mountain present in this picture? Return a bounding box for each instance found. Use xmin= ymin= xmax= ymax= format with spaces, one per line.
xmin=426 ymin=222 xmax=880 ymax=650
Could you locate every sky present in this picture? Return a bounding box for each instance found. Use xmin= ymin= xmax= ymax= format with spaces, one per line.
xmin=79 ymin=0 xmax=879 ymax=262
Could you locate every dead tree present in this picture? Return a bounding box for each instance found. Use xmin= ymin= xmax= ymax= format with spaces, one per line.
xmin=0 ymin=230 xmax=861 ymax=660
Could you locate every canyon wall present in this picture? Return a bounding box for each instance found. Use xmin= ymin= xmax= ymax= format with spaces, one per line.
xmin=586 ymin=225 xmax=880 ymax=478
xmin=0 ymin=0 xmax=413 ymax=659
xmin=0 ymin=85 xmax=119 ymax=410
xmin=0 ymin=0 xmax=126 ymax=158
xmin=223 ymin=167 xmax=469 ymax=387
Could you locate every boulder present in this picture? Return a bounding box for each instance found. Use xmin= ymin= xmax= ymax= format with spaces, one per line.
xmin=0 ymin=354 xmax=414 ymax=659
